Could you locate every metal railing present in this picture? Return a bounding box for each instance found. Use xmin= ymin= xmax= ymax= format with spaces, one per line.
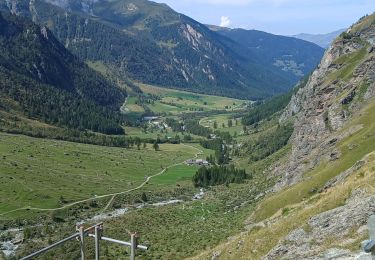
xmin=21 ymin=223 xmax=148 ymax=260
xmin=363 ymin=215 xmax=375 ymax=260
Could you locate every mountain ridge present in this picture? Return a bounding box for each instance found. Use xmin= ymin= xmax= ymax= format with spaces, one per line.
xmin=208 ymin=25 xmax=324 ymax=82
xmin=293 ymin=28 xmax=346 ymax=48
xmin=0 ymin=12 xmax=127 ymax=134
xmin=0 ymin=0 xmax=324 ymax=99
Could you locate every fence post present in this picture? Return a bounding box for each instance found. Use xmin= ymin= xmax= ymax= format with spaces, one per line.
xmin=79 ymin=226 xmax=86 ymax=260
xmin=130 ymin=233 xmax=138 ymax=260
xmin=21 ymin=223 xmax=147 ymax=260
xmin=369 ymin=215 xmax=375 ymax=259
xmin=95 ymin=225 xmax=101 ymax=260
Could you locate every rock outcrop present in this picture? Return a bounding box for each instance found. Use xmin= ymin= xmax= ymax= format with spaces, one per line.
xmin=275 ymin=14 xmax=375 ymax=190
xmin=263 ymin=190 xmax=375 ymax=260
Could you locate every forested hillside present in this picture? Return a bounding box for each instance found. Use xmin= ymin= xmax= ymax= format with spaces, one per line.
xmin=210 ymin=26 xmax=324 ymax=82
xmin=0 ymin=13 xmax=127 ymax=134
xmin=0 ymin=0 xmax=323 ymax=98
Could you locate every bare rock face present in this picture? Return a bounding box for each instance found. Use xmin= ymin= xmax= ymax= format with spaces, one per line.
xmin=263 ymin=194 xmax=375 ymax=260
xmin=262 ymin=15 xmax=375 ymax=260
xmin=275 ymin=16 xmax=375 ymax=191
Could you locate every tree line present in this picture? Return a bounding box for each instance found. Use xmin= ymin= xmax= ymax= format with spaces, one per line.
xmin=240 ymin=77 xmax=308 ymax=126
xmin=245 ymin=123 xmax=294 ymax=162
xmin=193 ymin=165 xmax=248 ymax=187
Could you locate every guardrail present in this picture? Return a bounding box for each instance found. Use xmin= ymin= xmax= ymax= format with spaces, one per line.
xmin=362 ymin=215 xmax=375 ymax=260
xmin=20 ymin=223 xmax=148 ymax=260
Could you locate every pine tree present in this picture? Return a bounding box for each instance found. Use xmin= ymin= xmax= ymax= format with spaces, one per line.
xmin=141 ymin=192 xmax=148 ymax=202
xmin=153 ymin=141 xmax=159 ymax=151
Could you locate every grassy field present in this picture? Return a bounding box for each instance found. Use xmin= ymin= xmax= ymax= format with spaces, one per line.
xmin=0 ymin=133 xmax=201 ymax=219
xmin=199 ymin=113 xmax=243 ymax=136
xmin=125 ymin=96 xmax=145 ymax=113
xmin=152 ymin=164 xmax=199 ymax=185
xmin=127 ymin=83 xmax=250 ymax=115
xmin=3 ymin=132 xmax=272 ymax=260
xmin=16 ymin=177 xmax=268 ymax=260
xmin=125 ymin=126 xmax=170 ymax=139
xmin=124 ymin=126 xmax=203 ymax=141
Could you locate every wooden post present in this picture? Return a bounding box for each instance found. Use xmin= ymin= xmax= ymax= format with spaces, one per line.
xmin=21 ymin=223 xmax=147 ymax=260
xmin=79 ymin=226 xmax=86 ymax=260
xmin=95 ymin=225 xmax=101 ymax=260
xmin=369 ymin=215 xmax=375 ymax=259
xmin=130 ymin=233 xmax=138 ymax=260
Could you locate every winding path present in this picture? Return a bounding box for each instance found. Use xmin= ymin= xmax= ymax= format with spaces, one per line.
xmin=0 ymin=144 xmax=203 ymax=217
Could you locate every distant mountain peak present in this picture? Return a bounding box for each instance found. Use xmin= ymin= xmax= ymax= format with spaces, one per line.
xmin=292 ymin=29 xmax=346 ymax=48
xmin=0 ymin=0 xmax=324 ymax=99
xmin=208 ymin=25 xmax=324 ymax=80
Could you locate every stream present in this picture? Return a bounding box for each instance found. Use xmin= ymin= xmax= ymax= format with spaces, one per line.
xmin=1 ymin=189 xmax=205 ymax=257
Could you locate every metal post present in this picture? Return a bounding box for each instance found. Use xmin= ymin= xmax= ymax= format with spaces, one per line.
xmin=130 ymin=233 xmax=137 ymax=260
xmin=21 ymin=232 xmax=80 ymax=260
xmin=21 ymin=223 xmax=148 ymax=260
xmin=98 ymin=236 xmax=147 ymax=250
xmin=79 ymin=226 xmax=86 ymax=260
xmin=95 ymin=225 xmax=101 ymax=260
xmin=369 ymin=215 xmax=375 ymax=259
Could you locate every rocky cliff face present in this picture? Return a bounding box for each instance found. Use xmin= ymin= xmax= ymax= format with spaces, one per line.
xmin=275 ymin=14 xmax=375 ymax=190
xmin=188 ymin=15 xmax=375 ymax=260
xmin=264 ymin=154 xmax=375 ymax=260
xmin=260 ymin=13 xmax=375 ymax=260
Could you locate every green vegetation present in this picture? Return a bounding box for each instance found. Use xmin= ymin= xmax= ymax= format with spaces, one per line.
xmin=0 ymin=5 xmax=342 ymax=260
xmin=131 ymin=83 xmax=250 ymax=115
xmin=200 ymin=113 xmax=244 ymax=136
xmin=0 ymin=132 xmax=199 ymax=219
xmin=254 ymin=100 xmax=375 ymax=222
xmin=152 ymin=164 xmax=199 ymax=185
xmin=241 ymin=77 xmax=307 ymax=126
xmin=200 ymin=139 xmax=230 ymax=165
xmin=329 ymin=43 xmax=369 ymax=82
xmin=16 ymin=179 xmax=268 ymax=260
xmin=185 ymin=119 xmax=212 ymax=138
xmin=193 ymin=165 xmax=248 ymax=187
xmin=350 ymin=12 xmax=375 ymax=33
xmin=0 ymin=13 xmax=127 ymax=135
xmin=245 ymin=123 xmax=294 ymax=162
xmin=3 ymin=0 xmax=321 ymax=99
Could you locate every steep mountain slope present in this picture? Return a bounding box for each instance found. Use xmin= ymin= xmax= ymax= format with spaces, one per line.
xmin=209 ymin=26 xmax=325 ymax=82
xmin=0 ymin=12 xmax=127 ymax=134
xmin=0 ymin=0 xmax=322 ymax=99
xmin=293 ymin=29 xmax=346 ymax=48
xmin=191 ymin=13 xmax=375 ymax=260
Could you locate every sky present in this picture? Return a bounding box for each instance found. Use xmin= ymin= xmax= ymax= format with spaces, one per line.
xmin=153 ymin=0 xmax=375 ymax=35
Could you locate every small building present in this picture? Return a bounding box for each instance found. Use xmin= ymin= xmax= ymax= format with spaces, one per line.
xmin=185 ymin=159 xmax=209 ymax=166
xmin=185 ymin=159 xmax=195 ymax=165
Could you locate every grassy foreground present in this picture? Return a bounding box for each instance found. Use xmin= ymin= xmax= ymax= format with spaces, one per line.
xmin=0 ymin=133 xmax=201 ymax=219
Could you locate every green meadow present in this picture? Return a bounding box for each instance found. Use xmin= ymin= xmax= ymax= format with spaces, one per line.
xmin=0 ymin=133 xmax=201 ymax=219
xmin=128 ymin=83 xmax=250 ymax=115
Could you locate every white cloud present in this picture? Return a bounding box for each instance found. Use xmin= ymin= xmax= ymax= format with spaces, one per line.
xmin=220 ymin=16 xmax=232 ymax=27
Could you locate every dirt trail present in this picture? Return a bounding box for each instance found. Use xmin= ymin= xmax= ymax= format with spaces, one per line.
xmin=0 ymin=144 xmax=203 ymax=217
